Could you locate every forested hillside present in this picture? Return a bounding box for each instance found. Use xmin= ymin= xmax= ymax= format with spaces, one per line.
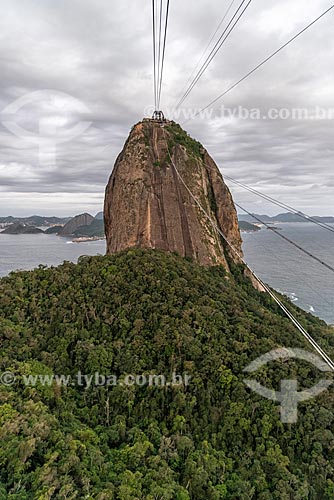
xmin=0 ymin=249 xmax=334 ymax=499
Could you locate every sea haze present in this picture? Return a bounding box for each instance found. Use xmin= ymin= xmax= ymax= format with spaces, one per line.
xmin=0 ymin=223 xmax=333 ymax=324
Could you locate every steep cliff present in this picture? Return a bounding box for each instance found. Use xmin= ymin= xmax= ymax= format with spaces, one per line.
xmin=104 ymin=120 xmax=242 ymax=269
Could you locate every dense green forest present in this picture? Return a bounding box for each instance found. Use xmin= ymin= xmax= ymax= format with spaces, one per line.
xmin=0 ymin=249 xmax=334 ymax=499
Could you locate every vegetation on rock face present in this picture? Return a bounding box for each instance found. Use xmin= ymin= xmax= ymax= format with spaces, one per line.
xmin=73 ymin=219 xmax=105 ymax=237
xmin=58 ymin=213 xmax=95 ymax=236
xmin=105 ymin=120 xmax=242 ymax=268
xmin=44 ymin=225 xmax=64 ymax=234
xmin=165 ymin=122 xmax=204 ymax=159
xmin=0 ymin=249 xmax=334 ymax=499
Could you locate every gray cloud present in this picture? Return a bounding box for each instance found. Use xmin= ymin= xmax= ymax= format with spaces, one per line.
xmin=0 ymin=0 xmax=333 ymax=216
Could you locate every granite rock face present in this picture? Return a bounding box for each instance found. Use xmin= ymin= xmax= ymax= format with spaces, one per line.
xmin=104 ymin=120 xmax=243 ymax=269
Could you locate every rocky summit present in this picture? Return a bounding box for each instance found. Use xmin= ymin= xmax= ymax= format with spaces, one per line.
xmin=104 ymin=120 xmax=242 ymax=269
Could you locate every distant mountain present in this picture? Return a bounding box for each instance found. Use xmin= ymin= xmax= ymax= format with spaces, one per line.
xmin=0 ymin=215 xmax=69 ymax=226
xmin=0 ymin=216 xmax=16 ymax=224
xmin=58 ymin=213 xmax=95 ymax=236
xmin=2 ymin=223 xmax=44 ymax=235
xmin=1 ymin=213 xmax=105 ymax=238
xmin=74 ymin=219 xmax=105 ymax=237
xmin=238 ymin=212 xmax=334 ymax=224
xmin=308 ymin=216 xmax=334 ymax=223
xmin=95 ymin=211 xmax=104 ymax=220
xmin=238 ymin=214 xmax=273 ymax=223
xmin=44 ymin=225 xmax=64 ymax=234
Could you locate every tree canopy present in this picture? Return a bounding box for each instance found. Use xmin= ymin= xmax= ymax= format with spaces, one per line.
xmin=0 ymin=249 xmax=333 ymax=499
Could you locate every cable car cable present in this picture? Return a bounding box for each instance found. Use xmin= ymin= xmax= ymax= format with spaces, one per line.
xmin=152 ymin=0 xmax=158 ymax=109
xmin=234 ymin=202 xmax=334 ymax=274
xmin=184 ymin=4 xmax=334 ymax=122
xmin=162 ymin=127 xmax=334 ymax=370
xmin=176 ymin=0 xmax=253 ymax=108
xmin=224 ymin=175 xmax=334 ymax=234
xmin=175 ymin=0 xmax=237 ymax=106
xmin=157 ymin=0 xmax=170 ymax=109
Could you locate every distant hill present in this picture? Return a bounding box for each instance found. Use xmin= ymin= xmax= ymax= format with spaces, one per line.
xmin=58 ymin=213 xmax=95 ymax=236
xmin=238 ymin=212 xmax=334 ymax=224
xmin=8 ymin=210 xmax=332 ymax=227
xmin=239 ymin=221 xmax=261 ymax=232
xmin=95 ymin=211 xmax=104 ymax=220
xmin=44 ymin=225 xmax=64 ymax=234
xmin=73 ymin=219 xmax=105 ymax=237
xmin=2 ymin=223 xmax=44 ymax=235
xmin=0 ymin=215 xmax=69 ymax=226
xmin=1 ymin=213 xmax=105 ymax=238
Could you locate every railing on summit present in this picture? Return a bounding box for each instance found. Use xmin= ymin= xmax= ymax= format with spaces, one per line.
xmin=152 ymin=110 xmax=166 ymax=122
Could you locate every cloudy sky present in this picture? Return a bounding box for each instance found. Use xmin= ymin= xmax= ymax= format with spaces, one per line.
xmin=0 ymin=0 xmax=333 ymax=217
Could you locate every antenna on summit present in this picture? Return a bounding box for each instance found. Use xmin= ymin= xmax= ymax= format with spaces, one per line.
xmin=151 ymin=0 xmax=170 ymax=119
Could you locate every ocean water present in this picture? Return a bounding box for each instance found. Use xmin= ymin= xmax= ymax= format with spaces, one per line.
xmin=0 ymin=223 xmax=333 ymax=324
xmin=0 ymin=233 xmax=106 ymax=278
xmin=242 ymin=223 xmax=334 ymax=325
